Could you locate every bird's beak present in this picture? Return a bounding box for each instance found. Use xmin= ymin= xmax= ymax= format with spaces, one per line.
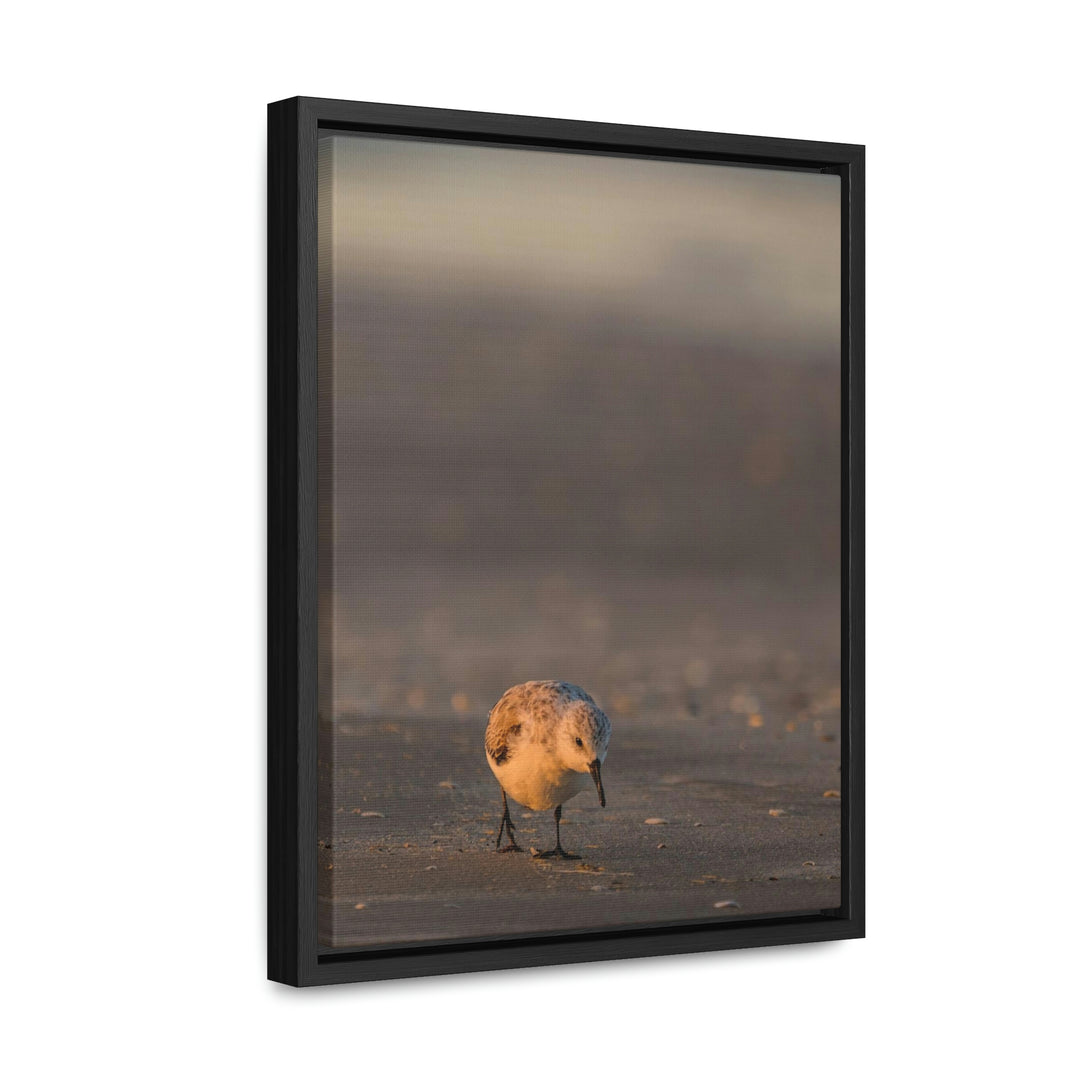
xmin=589 ymin=760 xmax=606 ymax=807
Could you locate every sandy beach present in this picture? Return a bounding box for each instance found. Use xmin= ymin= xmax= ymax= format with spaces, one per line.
xmin=318 ymin=678 xmax=842 ymax=949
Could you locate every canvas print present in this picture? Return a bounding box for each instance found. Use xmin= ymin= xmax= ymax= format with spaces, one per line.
xmin=316 ymin=131 xmax=842 ymax=950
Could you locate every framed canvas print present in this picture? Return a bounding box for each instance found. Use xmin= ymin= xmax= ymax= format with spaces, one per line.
xmin=268 ymin=97 xmax=864 ymax=986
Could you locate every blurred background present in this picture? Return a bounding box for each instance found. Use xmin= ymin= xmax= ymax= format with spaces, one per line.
xmin=317 ymin=132 xmax=841 ymax=725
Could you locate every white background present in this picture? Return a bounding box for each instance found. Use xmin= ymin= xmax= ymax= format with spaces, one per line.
xmin=3 ymin=2 xmax=1077 ymax=1077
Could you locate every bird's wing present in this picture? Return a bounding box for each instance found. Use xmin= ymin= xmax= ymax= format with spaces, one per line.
xmin=485 ymin=698 xmax=522 ymax=765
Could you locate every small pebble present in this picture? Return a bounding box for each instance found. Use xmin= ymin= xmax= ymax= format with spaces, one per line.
xmin=656 ymin=842 xmax=666 ymax=849
xmin=694 ymin=822 xmax=704 ymax=827
xmin=438 ymin=780 xmax=456 ymax=789
xmin=644 ymin=817 xmax=669 ymax=825
xmin=823 ymin=790 xmax=841 ymax=798
xmin=768 ymin=808 xmax=787 ymax=817
xmin=353 ymin=903 xmax=365 ymax=910
xmin=713 ymin=900 xmax=741 ymax=910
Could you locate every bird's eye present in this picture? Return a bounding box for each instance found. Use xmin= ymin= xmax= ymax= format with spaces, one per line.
xmin=575 ymin=737 xmax=583 ymax=747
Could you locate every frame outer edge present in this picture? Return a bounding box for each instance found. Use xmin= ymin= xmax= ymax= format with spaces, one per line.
xmin=846 ymin=145 xmax=866 ymax=936
xmin=268 ymin=97 xmax=321 ymax=986
xmin=268 ymin=97 xmax=301 ymax=985
xmin=283 ymin=95 xmax=861 ymax=167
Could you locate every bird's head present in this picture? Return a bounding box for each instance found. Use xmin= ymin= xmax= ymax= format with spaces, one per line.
xmin=559 ymin=703 xmax=611 ymax=806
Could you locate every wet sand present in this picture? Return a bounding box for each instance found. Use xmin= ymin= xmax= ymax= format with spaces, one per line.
xmin=318 ymin=704 xmax=842 ymax=949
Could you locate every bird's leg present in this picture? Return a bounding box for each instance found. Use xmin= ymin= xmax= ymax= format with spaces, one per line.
xmin=496 ymin=788 xmax=523 ymax=853
xmin=535 ymin=804 xmax=580 ymax=859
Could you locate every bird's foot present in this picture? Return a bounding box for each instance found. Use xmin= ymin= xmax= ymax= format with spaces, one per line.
xmin=497 ymin=841 xmax=524 ymax=853
xmin=533 ymin=846 xmax=580 ymax=860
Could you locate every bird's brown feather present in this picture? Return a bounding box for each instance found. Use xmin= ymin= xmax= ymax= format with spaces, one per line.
xmin=484 ymin=698 xmax=521 ymax=765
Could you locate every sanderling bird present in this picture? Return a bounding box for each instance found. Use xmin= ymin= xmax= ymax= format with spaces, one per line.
xmin=485 ymin=680 xmax=611 ymax=859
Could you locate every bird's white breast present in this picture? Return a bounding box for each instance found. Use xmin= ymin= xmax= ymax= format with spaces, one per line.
xmin=488 ymin=740 xmax=588 ymax=811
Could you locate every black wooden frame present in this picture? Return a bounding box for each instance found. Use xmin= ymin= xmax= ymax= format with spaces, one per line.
xmin=268 ymin=96 xmax=865 ymax=987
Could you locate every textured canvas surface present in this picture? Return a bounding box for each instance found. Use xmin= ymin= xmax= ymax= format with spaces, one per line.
xmin=316 ymin=132 xmax=842 ymax=948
